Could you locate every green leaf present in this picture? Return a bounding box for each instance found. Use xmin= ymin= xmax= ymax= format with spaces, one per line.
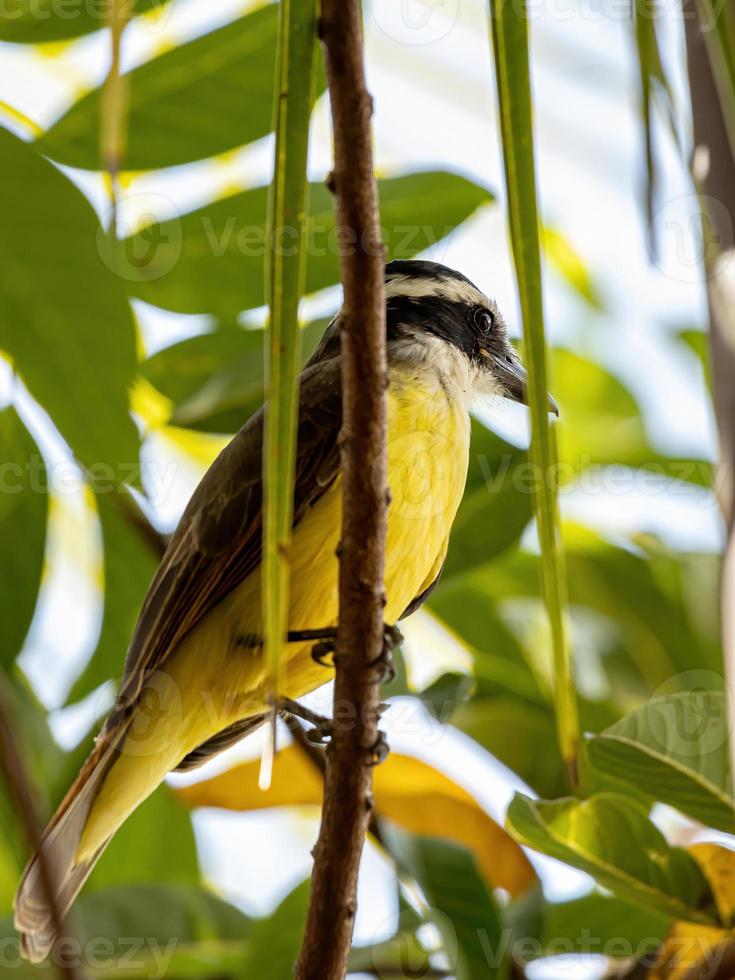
xmin=65 ymin=493 xmax=159 ymax=705
xmin=0 ymin=0 xmax=168 ymax=44
xmin=438 ymin=534 xmax=721 ymax=708
xmin=139 ymin=321 xmax=327 ymax=434
xmin=88 ymin=785 xmax=198 ymax=891
xmin=0 ymin=409 xmax=47 ymax=666
xmin=262 ymin=0 xmax=318 ymax=708
xmin=487 ymin=0 xmax=579 ymax=778
xmin=240 ymin=879 xmax=309 ymax=977
xmin=536 ymin=892 xmax=669 ymax=960
xmin=76 ymin=881 xmax=250 ymax=947
xmin=442 ymin=420 xmax=532 ymax=577
xmin=542 ymin=226 xmax=603 ymax=311
xmin=124 ymin=172 xmax=493 ymax=317
xmin=677 ymin=326 xmax=713 ymax=394
xmin=0 ymin=883 xmax=251 ymax=978
xmin=37 ymin=6 xmax=322 ymax=171
xmin=552 ymin=348 xmax=711 ymax=487
xmin=349 ymin=931 xmax=437 ymax=978
xmin=456 ymin=696 xmax=567 ymax=798
xmin=0 ymin=127 xmax=138 ymax=477
xmin=587 ymin=692 xmax=735 ymax=833
xmin=507 ymin=792 xmax=719 ymax=925
xmin=384 ymin=824 xmax=506 ymax=980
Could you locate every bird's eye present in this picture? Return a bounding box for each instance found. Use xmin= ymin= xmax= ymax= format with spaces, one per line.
xmin=474 ymin=307 xmax=494 ymax=335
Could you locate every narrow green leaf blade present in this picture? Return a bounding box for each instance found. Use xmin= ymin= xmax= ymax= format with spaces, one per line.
xmin=487 ymin=0 xmax=579 ymax=777
xmin=696 ymin=0 xmax=735 ymax=163
xmin=507 ymin=792 xmax=719 ymax=925
xmin=262 ymin=0 xmax=318 ymax=709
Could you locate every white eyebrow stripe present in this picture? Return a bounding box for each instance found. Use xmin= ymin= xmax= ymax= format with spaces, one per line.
xmin=384 ymin=274 xmax=488 ymax=307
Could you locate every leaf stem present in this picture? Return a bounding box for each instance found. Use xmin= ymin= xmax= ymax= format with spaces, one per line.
xmin=487 ymin=0 xmax=580 ymax=786
xmin=260 ymin=0 xmax=318 ymax=786
xmin=100 ymin=0 xmax=129 ymax=237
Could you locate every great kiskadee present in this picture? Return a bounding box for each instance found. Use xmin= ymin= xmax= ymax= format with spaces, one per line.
xmin=15 ymin=259 xmax=554 ymax=960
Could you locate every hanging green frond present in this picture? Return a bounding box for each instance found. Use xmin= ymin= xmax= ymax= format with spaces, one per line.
xmin=631 ymin=0 xmax=681 ymax=256
xmin=262 ymin=0 xmax=319 ymax=764
xmin=697 ymin=0 xmax=735 ymax=160
xmin=486 ymin=0 xmax=580 ymax=785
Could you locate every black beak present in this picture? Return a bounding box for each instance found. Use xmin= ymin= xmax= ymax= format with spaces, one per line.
xmin=495 ymin=354 xmax=559 ymax=417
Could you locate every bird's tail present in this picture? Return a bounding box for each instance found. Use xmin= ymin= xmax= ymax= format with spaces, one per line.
xmin=13 ymin=733 xmax=122 ymax=963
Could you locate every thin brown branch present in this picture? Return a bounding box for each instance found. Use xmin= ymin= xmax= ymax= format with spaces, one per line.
xmin=0 ymin=675 xmax=79 ymax=979
xmin=294 ymin=1 xmax=387 ymax=976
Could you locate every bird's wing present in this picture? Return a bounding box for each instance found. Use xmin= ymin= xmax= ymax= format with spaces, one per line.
xmin=399 ymin=543 xmax=448 ymax=620
xmin=109 ymin=354 xmax=343 ymax=723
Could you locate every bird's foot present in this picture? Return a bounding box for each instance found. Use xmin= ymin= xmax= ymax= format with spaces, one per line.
xmin=287 ymin=627 xmax=337 ymax=668
xmin=287 ymin=623 xmax=402 ymax=683
xmin=368 ymin=624 xmax=403 ymax=684
xmin=279 ymin=697 xmax=390 ymax=766
xmin=278 ymin=697 xmax=333 ymax=746
xmin=366 ymin=729 xmax=390 ymax=766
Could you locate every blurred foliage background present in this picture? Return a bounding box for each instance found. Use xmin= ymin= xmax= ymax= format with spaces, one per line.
xmin=0 ymin=0 xmax=733 ymax=977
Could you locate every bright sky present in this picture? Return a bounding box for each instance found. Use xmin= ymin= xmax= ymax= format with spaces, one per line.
xmin=0 ymin=0 xmax=723 ymax=970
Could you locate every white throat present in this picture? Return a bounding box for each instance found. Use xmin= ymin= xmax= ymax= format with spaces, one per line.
xmin=388 ymin=330 xmax=502 ymax=410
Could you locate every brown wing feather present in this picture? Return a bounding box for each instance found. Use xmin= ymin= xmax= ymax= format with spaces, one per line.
xmin=106 ymin=352 xmax=343 ymax=731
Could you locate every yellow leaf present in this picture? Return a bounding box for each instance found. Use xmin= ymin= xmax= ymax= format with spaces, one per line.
xmin=176 ymin=745 xmax=536 ymax=898
xmin=648 ymin=843 xmax=735 ymax=979
xmin=649 ymin=921 xmax=731 ymax=980
xmin=690 ymin=843 xmax=735 ymax=926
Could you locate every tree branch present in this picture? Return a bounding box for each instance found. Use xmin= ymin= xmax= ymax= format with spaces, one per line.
xmin=294 ymin=1 xmax=387 ymax=976
xmin=0 ymin=676 xmax=79 ymax=978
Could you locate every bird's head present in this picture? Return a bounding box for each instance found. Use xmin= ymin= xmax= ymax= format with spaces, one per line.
xmin=385 ymin=259 xmax=558 ymax=415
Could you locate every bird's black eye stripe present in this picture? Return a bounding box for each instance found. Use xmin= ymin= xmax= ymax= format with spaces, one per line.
xmin=473 ymin=307 xmax=494 ymax=334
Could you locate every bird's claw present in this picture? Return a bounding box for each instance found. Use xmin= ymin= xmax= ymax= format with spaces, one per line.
xmin=290 ymin=623 xmax=403 ymax=682
xmin=366 ymin=730 xmax=390 ymax=767
xmin=368 ymin=623 xmax=403 ymax=684
xmin=303 ymin=718 xmax=333 ymax=746
xmin=311 ymin=639 xmax=336 ymax=669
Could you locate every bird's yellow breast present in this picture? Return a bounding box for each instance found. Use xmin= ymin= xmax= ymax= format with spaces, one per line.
xmin=165 ymin=363 xmax=472 ymax=721
xmin=279 ymin=365 xmax=471 ymax=695
xmin=181 ymin=364 xmax=471 ymax=711
xmin=77 ymin=366 xmax=471 ymax=859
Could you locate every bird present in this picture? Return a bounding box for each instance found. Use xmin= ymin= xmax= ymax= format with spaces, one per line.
xmin=14 ymin=258 xmax=555 ymax=961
